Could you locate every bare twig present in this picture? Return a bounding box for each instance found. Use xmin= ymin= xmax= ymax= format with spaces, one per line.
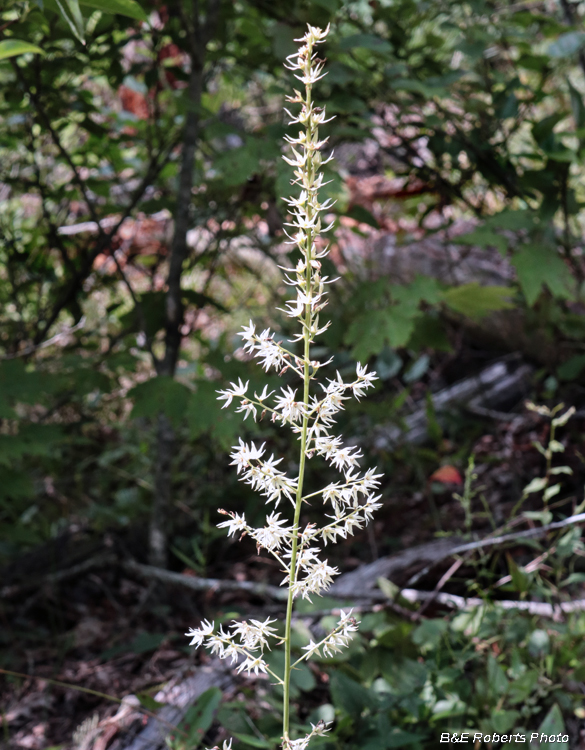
xmin=414 ymin=556 xmax=467 ymax=619
xmin=450 ymin=512 xmax=585 ymax=555
xmin=0 ymin=317 xmax=86 ymax=361
xmin=406 ymin=512 xmax=585 ymax=588
xmin=109 ymin=250 xmax=160 ymax=367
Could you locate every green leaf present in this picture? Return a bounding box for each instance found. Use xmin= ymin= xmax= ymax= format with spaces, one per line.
xmin=291 ymin=662 xmax=316 ymax=693
xmin=394 ymin=275 xmax=444 ymax=308
xmin=403 ymin=354 xmax=429 ymax=383
xmin=557 ymin=527 xmax=582 ymax=558
xmin=374 ymin=347 xmax=403 ymax=380
xmin=455 ymin=226 xmax=508 ymax=255
xmin=507 ymin=669 xmax=538 ymax=704
xmin=55 ymin=0 xmax=85 ymax=43
xmin=568 ymin=79 xmax=585 ymax=129
xmin=543 ymin=483 xmax=561 ymax=502
xmin=213 ymin=138 xmax=273 ymax=186
xmin=549 ymin=466 xmax=572 ymax=475
xmin=528 ymin=629 xmax=550 ymax=658
xmin=101 ymin=631 xmax=166 ymax=659
xmin=412 ymin=619 xmax=448 ymax=653
xmin=269 ymin=22 xmax=297 ymax=60
xmin=386 ymin=729 xmax=427 ymax=747
xmin=120 ymin=290 xmax=223 ymax=338
xmin=560 ymin=572 xmax=585 ymax=587
xmin=523 ymin=509 xmax=552 ymax=524
xmin=232 ymin=734 xmax=274 ymax=749
xmin=131 ymin=631 xmax=167 ymax=653
xmin=183 ymin=289 xmax=227 ymax=312
xmin=377 ymin=576 xmax=400 ymax=600
xmin=338 ymin=34 xmax=392 ymax=54
xmin=0 ymin=425 xmax=64 ymax=466
xmin=487 ymin=655 xmax=509 ymax=697
xmin=407 ymin=314 xmax=452 ymax=352
xmin=330 ymin=671 xmax=376 ymax=717
xmin=537 ymin=704 xmax=567 ymax=750
xmin=79 ymin=0 xmax=147 ymax=21
xmin=490 ymin=709 xmax=520 ymax=734
xmin=443 ymin=283 xmax=514 ymax=319
xmin=487 ymin=209 xmax=536 ymax=230
xmin=380 ymin=654 xmax=426 ymax=692
xmin=345 ymin=205 xmax=379 ymax=228
xmin=512 ymin=243 xmax=574 ymax=306
xmin=136 ymin=692 xmax=165 ymax=712
xmin=346 ymin=309 xmax=409 ymax=361
xmin=187 ymin=381 xmax=221 ymax=438
xmin=432 ymin=695 xmax=467 ymax=719
xmin=558 ymin=354 xmax=585 ymax=381
xmin=187 ymin=380 xmax=241 ymax=448
xmin=506 ymin=553 xmax=529 ymax=593
xmin=180 ymin=687 xmax=222 ymax=747
xmin=0 ymin=468 xmax=34 ymax=501
xmin=0 ymin=40 xmax=44 ymax=60
xmin=311 ymin=0 xmax=338 ymax=11
xmin=393 ymin=79 xmax=444 ymax=98
xmin=130 ymin=376 xmax=191 ymax=427
xmin=522 ymin=476 xmax=548 ymax=495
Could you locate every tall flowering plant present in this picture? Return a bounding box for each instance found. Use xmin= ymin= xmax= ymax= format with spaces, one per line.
xmin=186 ymin=25 xmax=382 ymax=750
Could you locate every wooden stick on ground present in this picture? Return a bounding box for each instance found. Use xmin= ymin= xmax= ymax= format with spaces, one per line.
xmin=122 ymin=559 xmax=289 ymax=601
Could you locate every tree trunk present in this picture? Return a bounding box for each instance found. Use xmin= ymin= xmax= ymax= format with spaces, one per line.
xmin=148 ymin=0 xmax=221 ymax=568
xmin=149 ymin=23 xmax=206 ymax=567
xmin=149 ymin=413 xmax=175 ymax=568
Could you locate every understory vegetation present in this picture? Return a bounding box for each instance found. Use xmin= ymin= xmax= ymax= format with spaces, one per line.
xmin=2 ymin=0 xmax=585 ymax=747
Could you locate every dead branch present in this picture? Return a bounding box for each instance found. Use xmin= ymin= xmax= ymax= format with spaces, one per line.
xmin=398 ymin=588 xmax=585 ymax=618
xmin=6 ymin=511 xmax=585 ymax=614
xmin=1 ymin=552 xmax=116 ymax=599
xmin=122 ymin=559 xmax=289 ymax=601
xmin=0 ymin=317 xmax=86 ymax=361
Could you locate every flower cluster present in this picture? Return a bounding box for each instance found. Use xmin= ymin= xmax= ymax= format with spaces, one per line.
xmin=301 ymin=609 xmax=359 ymax=658
xmin=228 ymin=439 xmax=299 ymax=507
xmin=186 ymin=24 xmax=382 ymax=750
xmin=185 ymin=616 xmax=278 ymax=677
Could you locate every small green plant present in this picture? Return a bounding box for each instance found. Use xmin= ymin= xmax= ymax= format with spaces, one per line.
xmin=184 ymin=25 xmax=381 ymax=750
xmin=453 ymin=456 xmax=480 ymax=537
xmin=522 ymin=402 xmax=575 ymax=511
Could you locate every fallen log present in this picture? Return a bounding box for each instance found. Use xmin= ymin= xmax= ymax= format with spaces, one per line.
xmin=108 ymin=662 xmax=233 ymax=750
xmin=329 ymin=537 xmax=464 ymax=598
xmin=372 ymin=357 xmax=533 ymax=450
xmin=406 ymin=511 xmax=585 ymax=587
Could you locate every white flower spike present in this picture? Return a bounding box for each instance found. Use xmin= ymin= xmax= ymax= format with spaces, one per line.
xmin=186 ymin=25 xmax=382 ymax=750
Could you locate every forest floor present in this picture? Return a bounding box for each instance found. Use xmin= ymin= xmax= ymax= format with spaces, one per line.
xmin=2 ymin=348 xmax=584 ymax=750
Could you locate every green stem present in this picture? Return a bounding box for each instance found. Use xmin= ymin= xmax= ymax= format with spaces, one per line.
xmin=283 ymin=70 xmax=315 ymax=746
